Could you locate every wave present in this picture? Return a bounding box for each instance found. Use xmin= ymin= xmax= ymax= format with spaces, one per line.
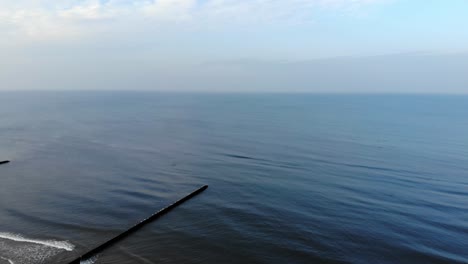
xmin=0 ymin=232 xmax=75 ymax=251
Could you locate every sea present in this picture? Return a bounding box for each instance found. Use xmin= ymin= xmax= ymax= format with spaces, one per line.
xmin=0 ymin=92 xmax=467 ymax=264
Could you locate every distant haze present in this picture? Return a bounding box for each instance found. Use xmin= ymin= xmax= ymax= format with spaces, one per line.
xmin=1 ymin=0 xmax=467 ymax=93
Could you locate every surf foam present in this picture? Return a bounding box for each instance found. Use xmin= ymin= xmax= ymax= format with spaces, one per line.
xmin=80 ymin=256 xmax=98 ymax=264
xmin=0 ymin=232 xmax=75 ymax=251
xmin=0 ymin=256 xmax=14 ymax=264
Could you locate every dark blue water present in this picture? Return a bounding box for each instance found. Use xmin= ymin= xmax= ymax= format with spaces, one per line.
xmin=0 ymin=92 xmax=467 ymax=264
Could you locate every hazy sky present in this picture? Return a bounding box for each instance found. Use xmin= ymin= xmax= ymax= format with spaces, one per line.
xmin=1 ymin=0 xmax=467 ymax=92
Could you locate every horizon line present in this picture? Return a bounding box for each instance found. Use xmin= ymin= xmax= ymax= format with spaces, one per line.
xmin=1 ymin=90 xmax=468 ymax=95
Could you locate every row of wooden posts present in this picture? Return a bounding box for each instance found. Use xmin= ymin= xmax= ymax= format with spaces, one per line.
xmin=0 ymin=159 xmax=208 ymax=263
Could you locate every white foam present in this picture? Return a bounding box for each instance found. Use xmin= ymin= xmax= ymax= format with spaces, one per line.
xmin=0 ymin=232 xmax=75 ymax=251
xmin=80 ymin=256 xmax=98 ymax=264
xmin=0 ymin=256 xmax=14 ymax=264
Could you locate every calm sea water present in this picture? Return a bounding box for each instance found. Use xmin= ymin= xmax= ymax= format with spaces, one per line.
xmin=0 ymin=92 xmax=467 ymax=264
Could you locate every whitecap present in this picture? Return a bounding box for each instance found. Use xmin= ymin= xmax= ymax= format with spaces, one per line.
xmin=80 ymin=256 xmax=98 ymax=264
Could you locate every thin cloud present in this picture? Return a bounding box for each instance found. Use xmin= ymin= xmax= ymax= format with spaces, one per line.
xmin=0 ymin=0 xmax=388 ymax=40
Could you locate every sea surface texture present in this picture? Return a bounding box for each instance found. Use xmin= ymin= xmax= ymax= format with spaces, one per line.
xmin=0 ymin=92 xmax=467 ymax=264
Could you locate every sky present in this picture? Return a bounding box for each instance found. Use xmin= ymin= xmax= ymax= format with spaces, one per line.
xmin=0 ymin=0 xmax=467 ymax=93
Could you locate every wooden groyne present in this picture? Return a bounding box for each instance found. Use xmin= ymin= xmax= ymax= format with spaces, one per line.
xmin=68 ymin=185 xmax=208 ymax=264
